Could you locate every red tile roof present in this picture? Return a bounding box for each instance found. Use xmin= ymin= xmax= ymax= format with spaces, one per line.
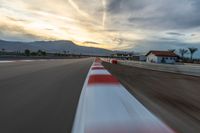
xmin=146 ymin=51 xmax=178 ymax=57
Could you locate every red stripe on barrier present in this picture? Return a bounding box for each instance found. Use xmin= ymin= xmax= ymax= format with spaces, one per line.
xmin=92 ymin=64 xmax=103 ymax=67
xmin=95 ymin=58 xmax=101 ymax=63
xmin=91 ymin=67 xmax=105 ymax=70
xmin=88 ymin=75 xmax=119 ymax=85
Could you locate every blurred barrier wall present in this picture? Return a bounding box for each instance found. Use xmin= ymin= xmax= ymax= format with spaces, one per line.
xmin=118 ymin=60 xmax=200 ymax=77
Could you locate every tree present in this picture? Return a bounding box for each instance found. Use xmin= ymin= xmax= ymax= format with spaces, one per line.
xmin=31 ymin=52 xmax=37 ymax=56
xmin=37 ymin=50 xmax=46 ymax=56
xmin=41 ymin=51 xmax=46 ymax=56
xmin=179 ymin=49 xmax=188 ymax=59
xmin=1 ymin=48 xmax=5 ymax=55
xmin=37 ymin=50 xmax=42 ymax=56
xmin=188 ymin=47 xmax=198 ymax=60
xmin=24 ymin=49 xmax=30 ymax=56
xmin=63 ymin=50 xmax=67 ymax=55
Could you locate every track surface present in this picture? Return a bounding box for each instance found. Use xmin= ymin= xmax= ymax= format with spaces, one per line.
xmin=0 ymin=58 xmax=93 ymax=133
xmin=103 ymin=62 xmax=200 ymax=133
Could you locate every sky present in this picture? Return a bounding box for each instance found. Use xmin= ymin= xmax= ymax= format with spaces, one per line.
xmin=0 ymin=0 xmax=200 ymax=57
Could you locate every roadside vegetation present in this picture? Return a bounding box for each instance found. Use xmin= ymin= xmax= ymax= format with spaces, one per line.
xmin=0 ymin=49 xmax=85 ymax=58
xmin=158 ymin=48 xmax=199 ymax=63
xmin=176 ymin=47 xmax=199 ymax=63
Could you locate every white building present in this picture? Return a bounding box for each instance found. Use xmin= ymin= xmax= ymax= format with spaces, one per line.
xmin=146 ymin=51 xmax=178 ymax=64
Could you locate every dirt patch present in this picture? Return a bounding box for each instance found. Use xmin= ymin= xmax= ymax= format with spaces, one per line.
xmin=103 ymin=62 xmax=200 ymax=133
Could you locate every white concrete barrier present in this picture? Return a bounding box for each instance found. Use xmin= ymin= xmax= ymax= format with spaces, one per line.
xmin=72 ymin=58 xmax=176 ymax=133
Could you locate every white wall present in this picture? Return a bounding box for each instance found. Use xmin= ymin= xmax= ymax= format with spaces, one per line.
xmin=147 ymin=53 xmax=158 ymax=63
xmin=157 ymin=57 xmax=177 ymax=64
xmin=147 ymin=53 xmax=177 ymax=64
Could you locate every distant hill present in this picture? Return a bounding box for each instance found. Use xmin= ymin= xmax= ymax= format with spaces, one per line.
xmin=0 ymin=40 xmax=113 ymax=56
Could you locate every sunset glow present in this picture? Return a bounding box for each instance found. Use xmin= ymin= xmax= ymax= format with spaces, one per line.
xmin=0 ymin=0 xmax=200 ymax=52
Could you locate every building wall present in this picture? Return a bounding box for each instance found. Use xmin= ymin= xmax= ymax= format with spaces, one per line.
xmin=147 ymin=53 xmax=158 ymax=63
xmin=157 ymin=56 xmax=177 ymax=64
xmin=147 ymin=53 xmax=177 ymax=64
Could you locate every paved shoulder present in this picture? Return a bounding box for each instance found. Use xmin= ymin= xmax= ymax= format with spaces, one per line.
xmin=103 ymin=62 xmax=200 ymax=133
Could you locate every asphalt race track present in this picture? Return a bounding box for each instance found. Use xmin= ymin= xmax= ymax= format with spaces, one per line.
xmin=0 ymin=58 xmax=93 ymax=133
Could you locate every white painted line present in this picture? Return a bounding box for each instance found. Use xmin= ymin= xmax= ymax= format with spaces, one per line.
xmin=0 ymin=59 xmax=49 ymax=63
xmin=0 ymin=61 xmax=14 ymax=63
xmin=19 ymin=60 xmax=35 ymax=62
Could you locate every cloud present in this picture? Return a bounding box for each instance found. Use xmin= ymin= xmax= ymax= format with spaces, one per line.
xmin=83 ymin=41 xmax=100 ymax=45
xmin=131 ymin=39 xmax=200 ymax=58
xmin=6 ymin=16 xmax=28 ymax=23
xmin=107 ymin=0 xmax=147 ymax=13
xmin=106 ymin=0 xmax=200 ymax=30
xmin=0 ymin=23 xmax=57 ymax=41
xmin=0 ymin=0 xmax=200 ymax=56
xmin=166 ymin=32 xmax=185 ymax=36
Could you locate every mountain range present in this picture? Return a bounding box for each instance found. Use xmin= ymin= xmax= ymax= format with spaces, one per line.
xmin=0 ymin=40 xmax=113 ymax=56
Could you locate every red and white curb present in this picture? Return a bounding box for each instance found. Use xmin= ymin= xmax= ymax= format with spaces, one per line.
xmin=101 ymin=58 xmax=117 ymax=64
xmin=72 ymin=58 xmax=176 ymax=133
